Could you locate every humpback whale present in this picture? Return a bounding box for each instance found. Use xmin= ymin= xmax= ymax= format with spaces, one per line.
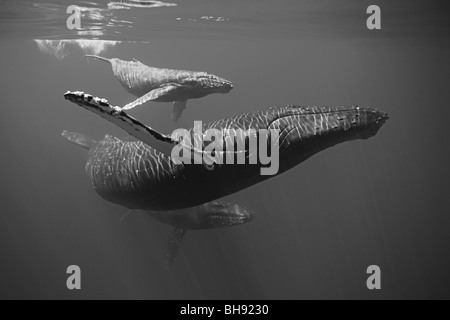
xmin=84 ymin=55 xmax=233 ymax=120
xmin=64 ymin=91 xmax=388 ymax=212
xmin=62 ymin=130 xmax=254 ymax=264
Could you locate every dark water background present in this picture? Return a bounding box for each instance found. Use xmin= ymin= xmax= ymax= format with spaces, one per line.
xmin=0 ymin=0 xmax=449 ymax=299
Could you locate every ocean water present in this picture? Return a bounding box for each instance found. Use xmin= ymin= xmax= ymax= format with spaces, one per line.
xmin=0 ymin=0 xmax=449 ymax=299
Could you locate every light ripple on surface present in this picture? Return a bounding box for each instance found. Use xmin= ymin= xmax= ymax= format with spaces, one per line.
xmin=34 ymin=39 xmax=119 ymax=60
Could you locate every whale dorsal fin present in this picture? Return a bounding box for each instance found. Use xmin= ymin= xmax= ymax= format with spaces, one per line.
xmin=167 ymin=227 xmax=186 ymax=266
xmin=62 ymin=130 xmax=96 ymax=150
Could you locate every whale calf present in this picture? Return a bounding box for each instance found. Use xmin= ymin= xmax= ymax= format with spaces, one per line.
xmin=64 ymin=91 xmax=388 ymax=211
xmin=85 ymin=55 xmax=233 ymax=120
xmin=62 ymin=130 xmax=254 ymax=264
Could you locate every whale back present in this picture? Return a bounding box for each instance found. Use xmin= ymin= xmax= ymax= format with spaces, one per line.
xmin=62 ymin=130 xmax=96 ymax=150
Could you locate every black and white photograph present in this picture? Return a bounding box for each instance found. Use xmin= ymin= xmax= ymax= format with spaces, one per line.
xmin=0 ymin=0 xmax=449 ymax=303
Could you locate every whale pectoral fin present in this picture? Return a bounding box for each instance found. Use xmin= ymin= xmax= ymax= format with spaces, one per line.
xmin=121 ymin=84 xmax=181 ymax=111
xmin=167 ymin=227 xmax=186 ymax=265
xmin=172 ymin=100 xmax=187 ymax=121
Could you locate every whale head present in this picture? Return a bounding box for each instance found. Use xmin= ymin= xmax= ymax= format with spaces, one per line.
xmin=270 ymin=105 xmax=389 ymax=172
xmin=194 ymin=73 xmax=233 ymax=94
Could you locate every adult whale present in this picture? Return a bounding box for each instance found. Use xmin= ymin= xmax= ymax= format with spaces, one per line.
xmin=62 ymin=130 xmax=254 ymax=264
xmin=85 ymin=55 xmax=233 ymax=120
xmin=64 ymin=91 xmax=388 ymax=211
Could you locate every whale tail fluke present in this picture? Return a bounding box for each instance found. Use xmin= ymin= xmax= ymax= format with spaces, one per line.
xmin=62 ymin=130 xmax=96 ymax=150
xmin=84 ymin=55 xmax=113 ymax=65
